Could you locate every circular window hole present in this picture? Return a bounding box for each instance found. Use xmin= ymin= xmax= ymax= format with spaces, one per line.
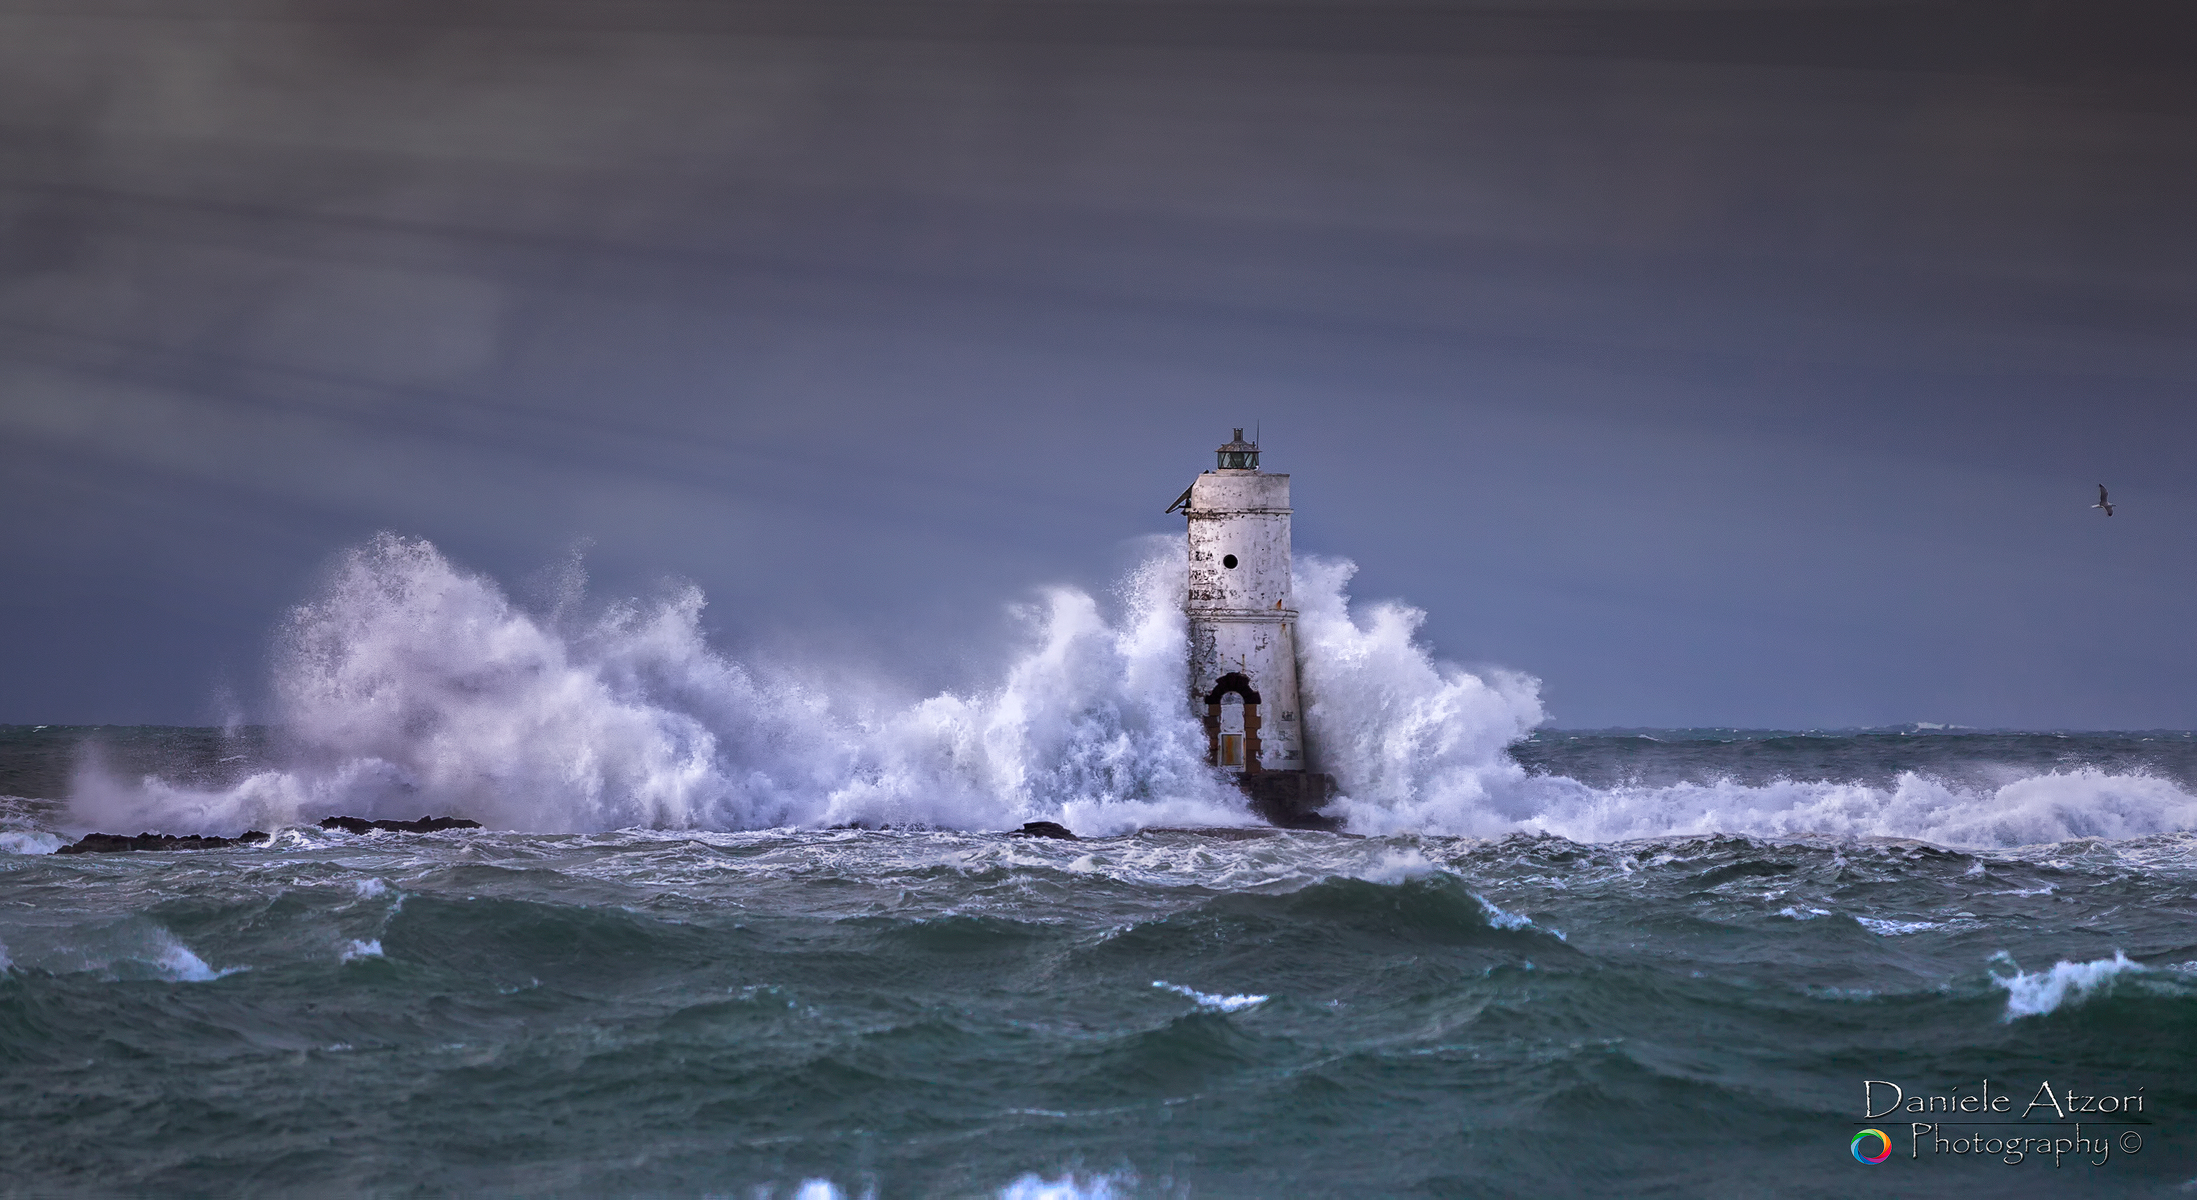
xmin=1222 ymin=554 xmax=1239 ymax=569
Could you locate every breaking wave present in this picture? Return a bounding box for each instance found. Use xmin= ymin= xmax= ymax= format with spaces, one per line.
xmin=1151 ymin=980 xmax=1268 ymax=1012
xmin=63 ymin=534 xmax=2197 ymax=847
xmin=67 ymin=534 xmax=1536 ymax=836
xmin=1494 ymin=768 xmax=2197 ymax=848
xmin=1990 ymin=951 xmax=2146 ymax=1020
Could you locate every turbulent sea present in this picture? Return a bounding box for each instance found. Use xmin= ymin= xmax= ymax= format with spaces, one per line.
xmin=5 ymin=538 xmax=2197 ymax=1196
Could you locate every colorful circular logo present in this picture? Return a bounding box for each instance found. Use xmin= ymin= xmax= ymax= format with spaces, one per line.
xmin=1851 ymin=1128 xmax=1892 ymax=1164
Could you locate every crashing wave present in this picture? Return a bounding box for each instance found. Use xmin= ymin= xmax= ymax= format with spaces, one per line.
xmin=74 ymin=534 xmax=1536 ymax=836
xmin=64 ymin=533 xmax=2197 ymax=847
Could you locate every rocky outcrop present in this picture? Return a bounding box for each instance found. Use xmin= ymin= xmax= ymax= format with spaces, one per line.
xmin=1011 ymin=820 xmax=1078 ymax=840
xmin=318 ymin=816 xmax=482 ymax=835
xmin=52 ymin=815 xmax=482 ymax=852
xmin=58 ymin=831 xmax=270 ymax=854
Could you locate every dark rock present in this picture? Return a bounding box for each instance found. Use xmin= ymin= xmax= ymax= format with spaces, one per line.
xmin=318 ymin=815 xmax=482 ymax=835
xmin=1012 ymin=820 xmax=1078 ymax=840
xmin=1239 ymin=771 xmax=1343 ymax=831
xmin=58 ymin=830 xmax=270 ymax=854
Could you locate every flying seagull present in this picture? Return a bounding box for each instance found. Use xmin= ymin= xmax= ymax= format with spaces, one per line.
xmin=2093 ymin=484 xmax=2114 ymax=517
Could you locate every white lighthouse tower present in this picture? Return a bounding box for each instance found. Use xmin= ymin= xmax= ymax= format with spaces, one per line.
xmin=1168 ymin=430 xmax=1334 ymax=825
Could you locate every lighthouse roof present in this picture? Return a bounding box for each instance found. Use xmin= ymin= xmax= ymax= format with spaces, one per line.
xmin=1215 ymin=428 xmax=1260 ymax=471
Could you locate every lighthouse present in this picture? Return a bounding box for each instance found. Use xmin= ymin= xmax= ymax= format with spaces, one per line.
xmin=1167 ymin=430 xmax=1337 ymax=827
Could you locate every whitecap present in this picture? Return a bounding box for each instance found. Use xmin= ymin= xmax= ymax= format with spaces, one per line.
xmin=1152 ymin=980 xmax=1267 ymax=1012
xmin=0 ymin=831 xmax=61 ymax=855
xmin=1991 ymin=951 xmax=2142 ymax=1020
xmin=339 ymin=939 xmax=384 ymax=962
xmin=152 ymin=936 xmax=245 ymax=983
xmin=998 ymin=1173 xmax=1128 ymax=1200
xmin=1488 ymin=769 xmax=2197 ymax=849
xmin=1472 ymin=893 xmax=1535 ymax=931
xmin=1856 ymin=917 xmax=1939 ymax=937
xmin=1353 ymin=848 xmax=1441 ymax=884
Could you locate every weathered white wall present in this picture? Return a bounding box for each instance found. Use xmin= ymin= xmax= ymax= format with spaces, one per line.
xmin=1186 ymin=469 xmax=1306 ymax=771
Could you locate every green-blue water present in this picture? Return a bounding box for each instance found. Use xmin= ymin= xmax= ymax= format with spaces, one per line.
xmin=3 ymin=728 xmax=2195 ymax=1197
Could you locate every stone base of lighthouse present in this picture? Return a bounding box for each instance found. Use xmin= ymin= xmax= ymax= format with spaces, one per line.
xmin=1194 ymin=670 xmax=1339 ymax=828
xmin=1237 ymin=771 xmax=1340 ymax=830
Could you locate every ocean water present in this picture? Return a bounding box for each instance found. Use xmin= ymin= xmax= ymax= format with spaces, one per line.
xmin=4 ymin=536 xmax=2195 ymax=1196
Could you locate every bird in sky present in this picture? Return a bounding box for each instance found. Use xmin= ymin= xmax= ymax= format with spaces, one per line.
xmin=2093 ymin=484 xmax=2114 ymax=517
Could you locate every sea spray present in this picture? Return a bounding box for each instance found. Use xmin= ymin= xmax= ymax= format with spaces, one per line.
xmin=1990 ymin=950 xmax=2146 ymax=1020
xmin=1292 ymin=554 xmax=1546 ymax=834
xmin=70 ymin=535 xmax=1277 ymax=834
xmin=58 ymin=534 xmax=2197 ymax=846
xmin=1493 ymin=768 xmax=2197 ymax=848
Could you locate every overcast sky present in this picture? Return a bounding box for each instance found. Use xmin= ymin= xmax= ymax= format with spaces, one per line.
xmin=2 ymin=0 xmax=2193 ymax=729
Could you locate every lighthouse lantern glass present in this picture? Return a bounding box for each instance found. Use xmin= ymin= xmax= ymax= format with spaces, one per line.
xmin=1216 ymin=429 xmax=1260 ymax=471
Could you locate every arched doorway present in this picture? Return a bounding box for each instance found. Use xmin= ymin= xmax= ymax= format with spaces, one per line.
xmin=1203 ymin=672 xmax=1263 ymax=773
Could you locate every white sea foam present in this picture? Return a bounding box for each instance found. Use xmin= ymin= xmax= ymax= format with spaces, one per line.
xmin=339 ymin=939 xmax=384 ymax=962
xmin=1292 ymin=555 xmax=1545 ymax=835
xmin=1293 ymin=561 xmax=2192 ymax=848
xmin=1473 ymin=894 xmax=1536 ymax=931
xmin=1485 ymin=769 xmax=2197 ymax=850
xmin=72 ymin=535 xmax=1250 ymax=836
xmin=779 ymin=1171 xmax=1117 ymax=1199
xmin=151 ymin=935 xmax=244 ymax=983
xmin=1152 ymin=980 xmax=1267 ymax=1012
xmin=1991 ymin=951 xmax=2143 ymax=1019
xmin=353 ymin=878 xmax=388 ymax=899
xmin=0 ymin=831 xmax=61 ymax=855
xmin=998 ymin=1174 xmax=1127 ymax=1200
xmin=61 ymin=533 xmax=2197 ymax=848
xmin=1855 ymin=917 xmax=1939 ymax=937
xmin=1352 ymin=847 xmax=1441 ymax=883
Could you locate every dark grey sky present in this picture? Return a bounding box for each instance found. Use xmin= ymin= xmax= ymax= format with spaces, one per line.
xmin=2 ymin=0 xmax=2193 ymax=729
